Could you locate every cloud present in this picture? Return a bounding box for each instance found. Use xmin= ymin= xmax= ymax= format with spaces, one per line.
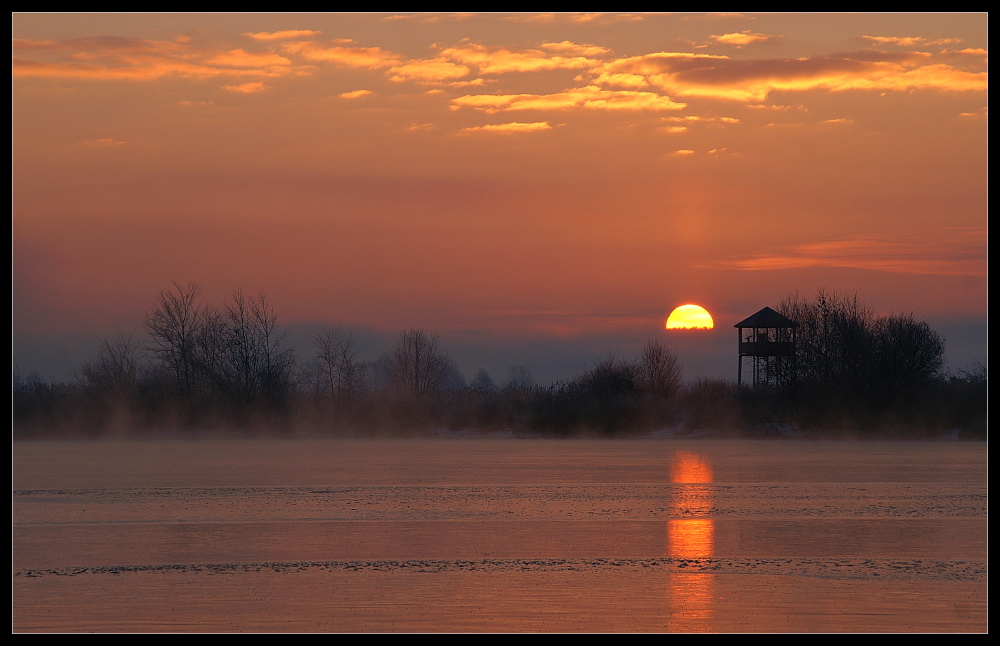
xmin=460 ymin=121 xmax=552 ymax=134
xmin=452 ymin=85 xmax=686 ymax=113
xmin=712 ymin=229 xmax=987 ymax=277
xmin=540 ymin=41 xmax=611 ymax=57
xmin=745 ymin=103 xmax=806 ymax=111
xmin=245 ymin=30 xmax=322 ymax=41
xmin=222 ymin=80 xmax=270 ymax=93
xmin=382 ymin=13 xmax=476 ymax=23
xmin=279 ymin=40 xmax=400 ymax=69
xmin=438 ymin=42 xmax=601 ymax=75
xmin=590 ymin=72 xmax=649 ymax=88
xmin=205 ymin=49 xmax=292 ymax=68
xmin=504 ymin=13 xmax=644 ymax=25
xmin=593 ymin=49 xmax=988 ymax=102
xmin=338 ymin=89 xmax=373 ymax=99
xmin=405 ymin=122 xmax=438 ymax=131
xmin=957 ymin=107 xmax=987 ymax=118
xmin=13 ymin=36 xmax=299 ymax=81
xmin=661 ymin=115 xmax=740 ymax=124
xmin=12 ymin=38 xmax=61 ymax=49
xmin=388 ymin=58 xmax=471 ymax=83
xmin=672 ymin=149 xmax=695 ymax=155
xmin=711 ymin=31 xmax=775 ymax=46
xmin=15 ymin=30 xmax=985 ymax=112
xmin=656 ymin=114 xmax=741 ymax=133
xmin=597 ymin=51 xmax=731 ymax=75
xmin=79 ymin=137 xmax=125 ymax=147
xmin=682 ymin=13 xmax=755 ymax=21
xmin=862 ymin=35 xmax=964 ymax=47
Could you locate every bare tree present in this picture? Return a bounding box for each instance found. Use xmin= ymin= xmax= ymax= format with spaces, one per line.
xmin=144 ymin=282 xmax=202 ymax=402
xmin=193 ymin=305 xmax=229 ymax=399
xmin=221 ymin=289 xmax=295 ymax=407
xmin=78 ymin=331 xmax=145 ymax=399
xmin=314 ymin=327 xmax=360 ymax=409
xmin=778 ymin=290 xmax=945 ymax=410
xmin=360 ymin=355 xmax=394 ymax=394
xmin=635 ymin=339 xmax=682 ymax=399
xmin=871 ymin=313 xmax=945 ymax=403
xmin=388 ymin=328 xmax=450 ymax=398
xmin=778 ymin=289 xmax=876 ymax=392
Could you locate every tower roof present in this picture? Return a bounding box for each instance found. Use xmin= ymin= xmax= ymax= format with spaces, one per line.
xmin=734 ymin=306 xmax=799 ymax=329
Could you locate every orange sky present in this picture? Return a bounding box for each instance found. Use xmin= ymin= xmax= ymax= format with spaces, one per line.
xmin=12 ymin=13 xmax=987 ymax=383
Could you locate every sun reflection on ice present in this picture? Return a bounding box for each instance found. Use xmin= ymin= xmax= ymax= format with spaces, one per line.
xmin=666 ymin=451 xmax=715 ymax=631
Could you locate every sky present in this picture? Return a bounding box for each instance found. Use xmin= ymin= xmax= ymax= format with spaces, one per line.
xmin=12 ymin=13 xmax=988 ymax=385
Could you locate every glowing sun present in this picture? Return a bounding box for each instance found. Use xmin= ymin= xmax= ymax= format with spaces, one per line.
xmin=666 ymin=304 xmax=715 ymax=330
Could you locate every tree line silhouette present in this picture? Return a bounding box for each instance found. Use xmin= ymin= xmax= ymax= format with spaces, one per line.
xmin=778 ymin=290 xmax=945 ymax=418
xmin=13 ymin=283 xmax=985 ymax=438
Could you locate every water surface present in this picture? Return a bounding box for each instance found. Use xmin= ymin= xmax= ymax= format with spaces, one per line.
xmin=13 ymin=438 xmax=986 ymax=632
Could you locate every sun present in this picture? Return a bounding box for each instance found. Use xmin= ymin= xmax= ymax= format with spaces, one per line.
xmin=666 ymin=304 xmax=715 ymax=330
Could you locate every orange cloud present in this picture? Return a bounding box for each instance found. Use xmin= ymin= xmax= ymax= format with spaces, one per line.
xmin=862 ymin=35 xmax=964 ymax=47
xmin=280 ymin=40 xmax=400 ymax=69
xmin=460 ymin=121 xmax=552 ymax=134
xmin=540 ymin=41 xmax=611 ymax=57
xmin=382 ymin=13 xmax=476 ymax=23
xmin=452 ymin=85 xmax=686 ymax=113
xmin=205 ymin=48 xmax=292 ymax=68
xmin=338 ymin=89 xmax=372 ymax=99
xmin=745 ymin=103 xmax=806 ymax=111
xmin=595 ymin=49 xmax=988 ymax=102
xmin=598 ymin=51 xmax=731 ymax=74
xmin=13 ymin=36 xmax=297 ymax=81
xmin=714 ymin=229 xmax=987 ymax=277
xmin=222 ymin=80 xmax=270 ymax=93
xmin=80 ymin=137 xmax=125 ymax=147
xmin=388 ymin=58 xmax=471 ymax=83
xmin=245 ymin=30 xmax=323 ymax=41
xmin=682 ymin=13 xmax=755 ymax=21
xmin=504 ymin=13 xmax=644 ymax=24
xmin=661 ymin=115 xmax=740 ymax=124
xmin=711 ymin=30 xmax=774 ymax=46
xmin=958 ymin=107 xmax=987 ymax=118
xmin=14 ymin=28 xmax=985 ymax=116
xmin=438 ymin=42 xmax=600 ymax=74
xmin=590 ymin=72 xmax=649 ymax=88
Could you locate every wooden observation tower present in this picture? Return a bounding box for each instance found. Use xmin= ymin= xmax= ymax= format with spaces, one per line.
xmin=735 ymin=307 xmax=799 ymax=389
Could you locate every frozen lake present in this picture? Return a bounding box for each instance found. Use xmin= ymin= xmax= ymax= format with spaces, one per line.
xmin=13 ymin=438 xmax=987 ymax=632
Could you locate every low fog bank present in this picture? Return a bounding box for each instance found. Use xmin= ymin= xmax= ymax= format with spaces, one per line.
xmin=14 ymin=287 xmax=987 ymax=441
xmin=14 ymin=362 xmax=986 ymax=441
